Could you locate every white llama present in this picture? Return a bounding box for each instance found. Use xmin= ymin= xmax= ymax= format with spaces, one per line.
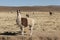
xmin=16 ymin=10 xmax=35 ymax=37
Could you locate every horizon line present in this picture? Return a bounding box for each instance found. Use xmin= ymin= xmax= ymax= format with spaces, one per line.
xmin=0 ymin=5 xmax=60 ymax=7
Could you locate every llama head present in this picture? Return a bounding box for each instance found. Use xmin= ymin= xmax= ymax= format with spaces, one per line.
xmin=17 ymin=10 xmax=21 ymax=15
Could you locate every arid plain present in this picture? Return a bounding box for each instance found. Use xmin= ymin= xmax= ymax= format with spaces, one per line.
xmin=0 ymin=6 xmax=60 ymax=40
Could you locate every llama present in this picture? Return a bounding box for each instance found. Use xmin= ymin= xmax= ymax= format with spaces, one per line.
xmin=16 ymin=10 xmax=35 ymax=37
xmin=49 ymin=11 xmax=52 ymax=15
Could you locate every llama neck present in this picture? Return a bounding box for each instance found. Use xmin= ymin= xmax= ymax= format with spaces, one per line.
xmin=18 ymin=13 xmax=21 ymax=19
xmin=17 ymin=10 xmax=21 ymax=18
xmin=16 ymin=10 xmax=21 ymax=25
xmin=17 ymin=12 xmax=21 ymax=24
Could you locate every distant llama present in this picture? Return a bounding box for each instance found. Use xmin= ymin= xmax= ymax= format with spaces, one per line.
xmin=16 ymin=10 xmax=35 ymax=37
xmin=49 ymin=11 xmax=52 ymax=15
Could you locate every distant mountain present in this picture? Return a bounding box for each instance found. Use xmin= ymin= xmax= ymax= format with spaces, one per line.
xmin=0 ymin=5 xmax=60 ymax=11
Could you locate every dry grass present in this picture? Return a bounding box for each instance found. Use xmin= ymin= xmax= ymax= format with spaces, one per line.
xmin=0 ymin=11 xmax=60 ymax=40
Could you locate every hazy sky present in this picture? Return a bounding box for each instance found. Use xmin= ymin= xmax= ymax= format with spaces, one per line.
xmin=0 ymin=0 xmax=60 ymax=6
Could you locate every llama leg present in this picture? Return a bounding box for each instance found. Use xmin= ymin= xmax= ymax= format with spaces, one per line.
xmin=22 ymin=26 xmax=24 ymax=36
xmin=29 ymin=26 xmax=33 ymax=40
xmin=29 ymin=25 xmax=33 ymax=37
xmin=22 ymin=26 xmax=24 ymax=40
xmin=30 ymin=26 xmax=33 ymax=37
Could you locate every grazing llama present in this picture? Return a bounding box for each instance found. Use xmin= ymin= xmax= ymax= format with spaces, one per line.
xmin=16 ymin=10 xmax=35 ymax=37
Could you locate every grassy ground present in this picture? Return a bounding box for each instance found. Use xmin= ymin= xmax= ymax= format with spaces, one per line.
xmin=0 ymin=11 xmax=60 ymax=40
